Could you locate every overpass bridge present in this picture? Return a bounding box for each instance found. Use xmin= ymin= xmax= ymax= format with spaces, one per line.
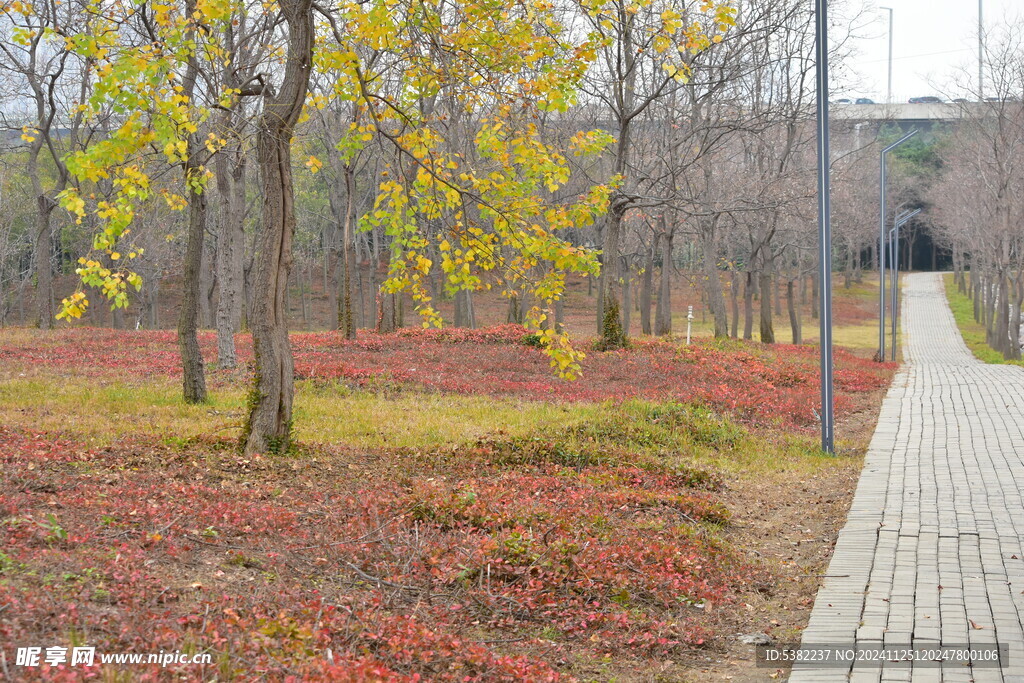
xmin=831 ymin=102 xmax=977 ymax=122
xmin=830 ymin=102 xmax=1006 ymax=135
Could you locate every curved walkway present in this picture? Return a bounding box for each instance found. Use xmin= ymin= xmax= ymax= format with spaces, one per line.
xmin=790 ymin=273 xmax=1024 ymax=682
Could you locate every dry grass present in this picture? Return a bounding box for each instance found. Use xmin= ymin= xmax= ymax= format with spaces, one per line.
xmin=663 ymin=276 xmax=883 ymax=352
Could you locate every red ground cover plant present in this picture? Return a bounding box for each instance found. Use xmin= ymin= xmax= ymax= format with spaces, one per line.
xmin=0 ymin=426 xmax=763 ymax=680
xmin=0 ymin=326 xmax=893 ymax=430
xmin=0 ymin=325 xmax=894 ymax=677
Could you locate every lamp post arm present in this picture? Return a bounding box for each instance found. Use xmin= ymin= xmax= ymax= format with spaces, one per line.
xmin=883 ymin=130 xmax=919 ymax=155
xmin=878 ymin=129 xmax=920 ymax=361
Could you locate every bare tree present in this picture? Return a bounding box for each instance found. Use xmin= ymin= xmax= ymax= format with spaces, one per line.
xmin=0 ymin=0 xmax=92 ymax=329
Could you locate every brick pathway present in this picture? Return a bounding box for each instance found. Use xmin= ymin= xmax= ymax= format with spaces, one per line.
xmin=789 ymin=273 xmax=1024 ymax=682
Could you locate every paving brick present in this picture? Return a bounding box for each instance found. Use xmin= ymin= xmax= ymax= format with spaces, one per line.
xmin=789 ymin=274 xmax=1024 ymax=682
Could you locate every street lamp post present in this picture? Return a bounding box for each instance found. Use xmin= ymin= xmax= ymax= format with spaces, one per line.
xmin=889 ymin=208 xmax=922 ymax=361
xmin=881 ymin=6 xmax=894 ymax=103
xmin=815 ymin=0 xmax=835 ymax=454
xmin=878 ymin=129 xmax=918 ymax=362
xmin=889 ymin=227 xmax=897 ymax=333
xmin=979 ymin=0 xmax=985 ymax=100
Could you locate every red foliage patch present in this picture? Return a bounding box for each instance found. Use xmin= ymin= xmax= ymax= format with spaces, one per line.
xmin=0 ymin=425 xmax=764 ymax=680
xmin=0 ymin=326 xmax=894 ymax=431
xmin=0 ymin=322 xmax=893 ymax=677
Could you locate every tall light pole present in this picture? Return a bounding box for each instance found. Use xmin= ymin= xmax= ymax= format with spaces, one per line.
xmin=815 ymin=0 xmax=835 ymax=454
xmin=881 ymin=6 xmax=894 ymax=103
xmin=889 ymin=227 xmax=898 ymax=355
xmin=889 ymin=208 xmax=922 ymax=361
xmin=878 ymin=129 xmax=918 ymax=362
xmin=979 ymin=0 xmax=984 ymax=100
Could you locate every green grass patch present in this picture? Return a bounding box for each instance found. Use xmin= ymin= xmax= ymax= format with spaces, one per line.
xmin=943 ymin=274 xmax=1024 ymax=368
xmin=439 ymin=398 xmax=843 ymax=479
xmin=0 ymin=365 xmax=843 ymax=480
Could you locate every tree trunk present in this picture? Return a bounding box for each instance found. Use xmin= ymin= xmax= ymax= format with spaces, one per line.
xmin=368 ymin=250 xmax=379 ymax=324
xmin=598 ymin=199 xmax=628 ymax=347
xmin=743 ymin=271 xmax=754 ymax=340
xmin=337 ymin=166 xmax=357 ymax=339
xmin=506 ymin=290 xmax=526 ymax=325
xmin=325 ymin=223 xmax=337 ymax=329
xmin=985 ymin=278 xmax=997 ymax=347
xmin=787 ymin=279 xmax=801 ymax=345
xmin=357 ymin=259 xmax=366 ymax=328
xmin=844 ymin=242 xmax=853 ymax=289
xmin=997 ymin=274 xmax=1011 ymax=357
xmin=144 ymin=279 xmax=160 ymax=328
xmin=242 ymin=254 xmax=254 ymax=330
xmin=34 ymin=198 xmax=54 ymax=329
xmin=214 ymin=123 xmax=246 ymax=369
xmin=759 ymin=271 xmax=775 ymax=344
xmin=639 ymin=239 xmax=654 ymax=335
xmin=700 ymin=229 xmax=728 ymax=338
xmin=177 ymin=33 xmax=208 ymax=404
xmin=377 ymin=288 xmax=400 ymax=333
xmin=27 ymin=123 xmax=57 ymax=330
xmin=179 ymin=156 xmax=209 ymax=403
xmin=774 ymin=274 xmax=782 ymax=316
xmin=981 ymin=275 xmax=989 ymax=329
xmin=810 ymin=272 xmax=819 ymax=320
xmin=1008 ymin=273 xmax=1022 ymax=361
xmin=973 ymin=273 xmax=982 ymax=322
xmin=242 ymin=0 xmax=314 ymax=455
xmin=655 ymin=230 xmax=673 ymax=336
xmin=730 ymin=271 xmax=739 ymax=338
xmin=337 ymin=240 xmax=357 ymax=336
xmin=298 ymin=267 xmax=309 ymax=327
xmin=199 ymin=240 xmax=217 ymax=328
xmin=621 ymin=261 xmax=632 ymax=337
xmin=454 ymin=289 xmax=476 ymax=328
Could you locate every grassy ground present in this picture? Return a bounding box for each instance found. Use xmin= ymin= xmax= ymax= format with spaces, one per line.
xmin=942 ymin=273 xmax=1024 ymax=368
xmin=0 ymin=324 xmax=894 ymax=681
xmin=0 ymin=376 xmax=844 ymax=479
xmin=676 ymin=276 xmax=882 ymax=353
xmin=44 ymin=269 xmax=886 ymax=357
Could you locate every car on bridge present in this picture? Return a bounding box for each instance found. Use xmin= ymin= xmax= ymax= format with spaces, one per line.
xmin=855 ymin=97 xmax=875 ymax=104
xmin=908 ymin=96 xmax=943 ymax=104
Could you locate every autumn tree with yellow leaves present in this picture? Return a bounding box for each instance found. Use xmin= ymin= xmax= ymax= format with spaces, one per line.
xmin=52 ymin=0 xmax=734 ymax=454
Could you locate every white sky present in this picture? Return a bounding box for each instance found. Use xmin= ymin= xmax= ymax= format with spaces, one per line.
xmin=840 ymin=0 xmax=1022 ymax=102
